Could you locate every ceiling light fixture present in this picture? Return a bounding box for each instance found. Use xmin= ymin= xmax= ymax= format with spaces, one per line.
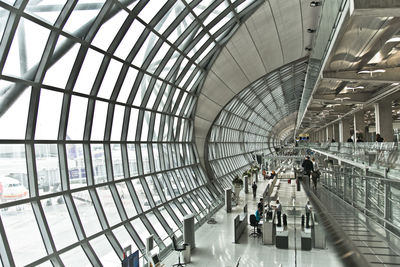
xmin=334 ymin=97 xmax=350 ymax=101
xmin=386 ymin=37 xmax=400 ymax=43
xmin=310 ymin=1 xmax=322 ymax=7
xmin=344 ymin=86 xmax=364 ymax=91
xmin=307 ymin=29 xmax=316 ymax=33
xmin=357 ymin=69 xmax=386 ymax=74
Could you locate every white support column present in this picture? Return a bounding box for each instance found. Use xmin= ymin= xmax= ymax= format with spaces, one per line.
xmin=333 ymin=123 xmax=339 ymax=141
xmin=339 ymin=119 xmax=350 ymax=142
xmin=375 ymin=100 xmax=393 ymax=142
xmin=327 ymin=125 xmax=333 ymax=142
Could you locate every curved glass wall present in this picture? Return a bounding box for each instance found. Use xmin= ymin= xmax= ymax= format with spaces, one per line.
xmin=207 ymin=60 xmax=307 ymax=187
xmin=0 ymin=0 xmax=262 ymax=266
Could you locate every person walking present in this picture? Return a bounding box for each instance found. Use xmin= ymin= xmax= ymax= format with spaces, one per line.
xmin=262 ymin=168 xmax=267 ymax=180
xmin=252 ymin=182 xmax=257 ymax=199
xmin=311 ymin=158 xmax=320 ymax=191
xmin=302 ymin=156 xmax=313 ymax=186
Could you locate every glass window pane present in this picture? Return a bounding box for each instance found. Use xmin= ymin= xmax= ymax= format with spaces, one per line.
xmin=145 ymin=176 xmax=160 ymax=207
xmin=25 ymin=1 xmax=65 ymax=26
xmin=67 ymin=95 xmax=88 ymax=140
xmin=131 ymin=218 xmax=150 ymax=244
xmin=41 ymin=196 xmax=78 ymax=249
xmin=89 ymin=235 xmax=120 ymax=266
xmin=153 ymin=144 xmax=161 ymax=171
xmin=167 ymin=13 xmax=195 ymax=44
xmin=133 ymin=74 xmax=151 ymax=106
xmin=111 ymin=104 xmax=124 ymax=141
xmin=111 ymin=144 xmax=123 ymax=180
xmin=73 ymin=49 xmax=103 ymax=95
xmin=170 ymin=201 xmax=185 ymax=221
xmin=115 ymin=19 xmax=146 ymax=60
xmin=117 ymin=67 xmax=138 ymax=103
xmin=63 ymin=2 xmax=104 ymax=36
xmin=127 ymin=144 xmax=138 ymax=177
xmin=160 ymin=207 xmax=180 ymax=234
xmin=97 ymin=59 xmax=123 ymax=99
xmin=158 ymin=174 xmax=172 ymax=201
xmin=0 ymin=144 xmax=29 ymax=202
xmin=116 ymin=182 xmax=137 ymax=218
xmin=91 ymin=144 xmax=106 ymax=184
xmin=155 ymin=1 xmax=185 ymax=34
xmin=60 ymin=245 xmax=91 ymax=266
xmin=35 ymin=144 xmax=61 ymax=195
xmin=147 ymin=43 xmax=171 ymax=75
xmin=43 ymin=36 xmax=80 ymax=89
xmin=112 ymin=226 xmax=138 ymax=254
xmin=127 ymin=108 xmax=138 ymax=141
xmin=1 ymin=204 xmax=47 ymax=266
xmin=36 ymin=261 xmax=53 ymax=267
xmin=72 ymin=190 xmax=102 ymax=236
xmin=146 ymin=80 xmax=162 ymax=109
xmin=140 ymin=111 xmax=150 ymax=141
xmin=0 ymin=84 xmax=30 ymax=139
xmin=35 ymin=89 xmax=63 ymax=140
xmin=138 ymin=1 xmax=168 ymax=24
xmin=132 ymin=32 xmax=159 ymax=67
xmin=145 ymin=212 xmax=168 ymax=242
xmin=91 ymin=100 xmax=108 ymax=140
xmin=141 ymin=144 xmax=150 ymax=174
xmin=0 ymin=7 xmax=10 ymax=39
xmin=91 ymin=6 xmax=128 ymax=51
xmin=97 ymin=186 xmax=121 ymax=226
xmin=66 ymin=144 xmax=87 ymax=188
xmin=3 ymin=18 xmax=50 ymax=78
xmin=131 ymin=179 xmax=148 ymax=211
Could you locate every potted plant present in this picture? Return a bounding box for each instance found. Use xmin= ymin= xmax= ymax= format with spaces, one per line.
xmin=251 ymin=164 xmax=260 ymax=182
xmin=232 ymin=175 xmax=243 ymax=203
xmin=232 ymin=175 xmax=244 ymax=187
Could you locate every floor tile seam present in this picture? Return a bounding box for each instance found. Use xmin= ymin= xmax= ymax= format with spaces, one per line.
xmin=363 ymin=252 xmax=400 ymax=257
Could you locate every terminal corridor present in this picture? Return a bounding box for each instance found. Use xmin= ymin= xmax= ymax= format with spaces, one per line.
xmin=1 ymin=0 xmax=400 ymax=266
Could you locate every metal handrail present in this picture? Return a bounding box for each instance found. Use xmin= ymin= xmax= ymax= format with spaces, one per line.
xmin=302 ymin=181 xmax=372 ymax=267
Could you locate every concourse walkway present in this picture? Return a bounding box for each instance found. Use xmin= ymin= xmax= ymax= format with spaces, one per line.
xmin=163 ymin=178 xmax=343 ymax=267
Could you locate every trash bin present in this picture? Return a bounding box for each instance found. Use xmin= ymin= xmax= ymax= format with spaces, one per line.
xmin=181 ymin=244 xmax=191 ymax=263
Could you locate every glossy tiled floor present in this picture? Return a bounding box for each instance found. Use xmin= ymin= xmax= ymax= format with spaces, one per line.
xmin=162 ymin=178 xmax=344 ymax=267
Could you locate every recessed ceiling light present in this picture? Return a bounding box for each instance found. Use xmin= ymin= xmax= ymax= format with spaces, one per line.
xmin=357 ymin=69 xmax=386 ymax=74
xmin=345 ymin=86 xmax=364 ymax=90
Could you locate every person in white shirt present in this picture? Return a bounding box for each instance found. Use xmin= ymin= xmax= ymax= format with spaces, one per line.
xmin=311 ymin=158 xmax=320 ymax=191
xmin=305 ymin=200 xmax=312 ymax=228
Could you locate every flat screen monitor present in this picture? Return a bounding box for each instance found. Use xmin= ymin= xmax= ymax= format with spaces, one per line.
xmin=122 ymin=250 xmax=139 ymax=267
xmin=152 ymin=254 xmax=160 ymax=264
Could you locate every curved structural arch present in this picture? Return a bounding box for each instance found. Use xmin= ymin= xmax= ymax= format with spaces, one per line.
xmin=206 ymin=59 xmax=307 ymax=187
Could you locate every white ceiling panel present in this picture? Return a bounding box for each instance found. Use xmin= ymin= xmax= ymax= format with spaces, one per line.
xmin=225 ymin=23 xmax=266 ymax=81
xmin=245 ymin=3 xmax=284 ymax=73
xmin=209 ymin=47 xmax=250 ymax=93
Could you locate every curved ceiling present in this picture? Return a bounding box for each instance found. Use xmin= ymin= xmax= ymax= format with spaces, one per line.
xmin=194 ymin=0 xmax=321 ymax=166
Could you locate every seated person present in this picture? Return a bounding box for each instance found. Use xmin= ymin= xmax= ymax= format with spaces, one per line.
xmin=270 ymin=170 xmax=276 ymax=180
xmin=255 ymin=206 xmax=263 ymax=223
